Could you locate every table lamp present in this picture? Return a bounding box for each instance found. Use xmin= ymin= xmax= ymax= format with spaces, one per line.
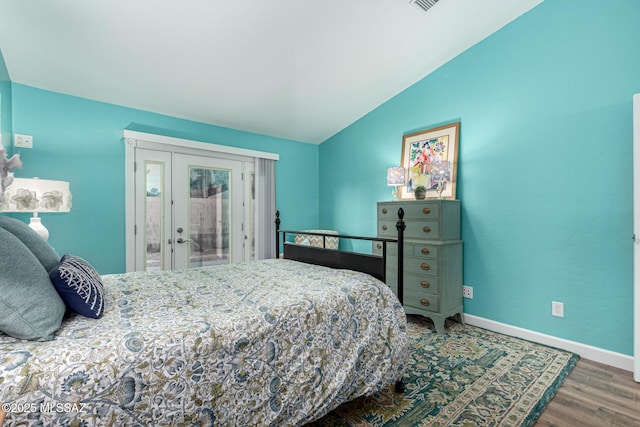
xmin=0 ymin=177 xmax=72 ymax=240
xmin=387 ymin=167 xmax=406 ymax=200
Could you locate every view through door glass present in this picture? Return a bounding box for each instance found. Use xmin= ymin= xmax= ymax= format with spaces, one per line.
xmin=173 ymin=154 xmax=243 ymax=270
xmin=145 ymin=161 xmax=165 ymax=271
xmin=187 ymin=166 xmax=230 ymax=267
xmin=135 ymin=148 xmax=172 ymax=272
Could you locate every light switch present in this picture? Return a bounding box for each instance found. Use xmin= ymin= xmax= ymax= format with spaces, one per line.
xmin=14 ymin=134 xmax=33 ymax=149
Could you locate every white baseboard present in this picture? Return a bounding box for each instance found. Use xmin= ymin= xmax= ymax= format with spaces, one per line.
xmin=463 ymin=314 xmax=634 ymax=372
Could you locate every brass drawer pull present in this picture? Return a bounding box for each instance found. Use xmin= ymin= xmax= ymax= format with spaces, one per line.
xmin=423 ymin=207 xmax=431 ymax=214
xmin=382 ymin=225 xmax=388 ymax=231
xmin=382 ymin=208 xmax=388 ymax=214
xmin=420 ymin=281 xmax=430 ymax=288
xmin=420 ymin=298 xmax=430 ymax=306
xmin=376 ymin=243 xmax=382 ymax=249
xmin=423 ymin=226 xmax=431 ymax=233
xmin=421 ymin=248 xmax=430 ymax=255
xmin=421 ymin=263 xmax=430 ymax=270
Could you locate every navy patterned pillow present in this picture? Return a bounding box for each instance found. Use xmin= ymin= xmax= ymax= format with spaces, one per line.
xmin=49 ymin=254 xmax=105 ymax=319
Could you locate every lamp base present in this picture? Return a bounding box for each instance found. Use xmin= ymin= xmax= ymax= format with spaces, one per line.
xmin=28 ymin=215 xmax=49 ymax=241
xmin=436 ymin=180 xmax=446 ymax=199
xmin=391 ymin=186 xmax=400 ymax=201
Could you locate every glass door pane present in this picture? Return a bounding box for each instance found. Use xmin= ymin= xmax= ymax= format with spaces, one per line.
xmin=188 ymin=166 xmax=230 ymax=267
xmin=134 ymin=149 xmax=172 ymax=272
xmin=145 ymin=161 xmax=165 ymax=271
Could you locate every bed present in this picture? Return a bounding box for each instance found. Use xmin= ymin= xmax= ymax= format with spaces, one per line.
xmin=0 ymin=210 xmax=407 ymax=426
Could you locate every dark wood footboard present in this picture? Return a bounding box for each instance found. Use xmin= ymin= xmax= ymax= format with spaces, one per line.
xmin=275 ymin=209 xmax=405 ymax=303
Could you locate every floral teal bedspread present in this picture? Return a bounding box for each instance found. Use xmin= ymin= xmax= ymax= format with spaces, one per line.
xmin=0 ymin=259 xmax=408 ymax=426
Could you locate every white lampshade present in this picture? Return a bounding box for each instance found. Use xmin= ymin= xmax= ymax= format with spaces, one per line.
xmin=386 ymin=167 xmax=406 ymax=186
xmin=1 ymin=178 xmax=72 ymax=213
xmin=0 ymin=177 xmax=72 ymax=240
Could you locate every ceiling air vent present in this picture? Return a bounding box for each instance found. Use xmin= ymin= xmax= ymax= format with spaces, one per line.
xmin=410 ymin=0 xmax=439 ymax=12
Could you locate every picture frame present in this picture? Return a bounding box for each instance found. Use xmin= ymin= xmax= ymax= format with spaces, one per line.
xmin=399 ymin=121 xmax=460 ymax=200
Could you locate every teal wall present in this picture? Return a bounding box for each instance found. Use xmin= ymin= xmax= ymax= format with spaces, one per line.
xmin=7 ymin=0 xmax=639 ymax=357
xmin=11 ymin=84 xmax=319 ymax=274
xmin=319 ymin=0 xmax=640 ymax=356
xmin=0 ymin=49 xmax=11 ymax=151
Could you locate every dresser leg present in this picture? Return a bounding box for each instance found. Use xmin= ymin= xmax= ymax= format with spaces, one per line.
xmin=434 ymin=318 xmax=445 ymax=334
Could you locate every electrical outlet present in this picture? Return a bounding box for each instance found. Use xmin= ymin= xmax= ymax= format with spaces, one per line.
xmin=462 ymin=285 xmax=473 ymax=299
xmin=14 ymin=134 xmax=33 ymax=148
xmin=552 ymin=301 xmax=564 ymax=317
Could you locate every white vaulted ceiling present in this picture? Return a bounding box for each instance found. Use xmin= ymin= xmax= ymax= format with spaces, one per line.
xmin=0 ymin=0 xmax=542 ymax=144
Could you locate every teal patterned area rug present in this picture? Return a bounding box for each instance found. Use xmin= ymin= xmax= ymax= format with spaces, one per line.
xmin=309 ymin=315 xmax=579 ymax=427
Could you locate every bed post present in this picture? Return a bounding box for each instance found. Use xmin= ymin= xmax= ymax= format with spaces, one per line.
xmin=275 ymin=210 xmax=281 ymax=259
xmin=394 ymin=207 xmax=406 ymax=394
xmin=396 ymin=208 xmax=405 ymax=305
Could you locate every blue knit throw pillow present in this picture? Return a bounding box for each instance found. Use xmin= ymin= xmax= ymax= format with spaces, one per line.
xmin=50 ymin=254 xmax=105 ymax=319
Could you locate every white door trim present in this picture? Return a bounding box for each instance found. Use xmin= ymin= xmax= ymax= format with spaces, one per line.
xmin=123 ymin=131 xmax=278 ymax=272
xmin=633 ymin=93 xmax=640 ymax=381
xmin=122 ymin=130 xmax=280 ymax=160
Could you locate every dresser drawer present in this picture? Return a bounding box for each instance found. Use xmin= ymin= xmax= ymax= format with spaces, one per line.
xmin=372 ymin=241 xmax=383 ymax=255
xmin=378 ymin=202 xmax=440 ymax=220
xmin=405 ymin=290 xmax=439 ymax=313
xmin=374 ymin=242 xmax=439 ymax=259
xmin=378 ymin=219 xmax=440 ymax=239
xmin=372 ymin=240 xmax=396 ymax=255
xmin=387 ymin=255 xmax=439 ymax=276
xmin=401 ymin=242 xmax=439 ymax=258
xmin=386 ymin=272 xmax=439 ymax=295
xmin=404 ymin=257 xmax=439 ymax=276
xmin=412 ymin=244 xmax=439 ymax=259
xmin=377 ymin=220 xmax=399 ymax=238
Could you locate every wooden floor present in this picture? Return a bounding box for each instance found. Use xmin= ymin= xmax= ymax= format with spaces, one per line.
xmin=535 ymin=358 xmax=640 ymax=426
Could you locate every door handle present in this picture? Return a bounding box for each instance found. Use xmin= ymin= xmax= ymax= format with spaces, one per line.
xmin=176 ymin=237 xmax=190 ymax=244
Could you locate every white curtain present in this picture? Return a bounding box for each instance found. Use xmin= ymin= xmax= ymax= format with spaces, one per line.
xmin=255 ymin=158 xmax=276 ymax=259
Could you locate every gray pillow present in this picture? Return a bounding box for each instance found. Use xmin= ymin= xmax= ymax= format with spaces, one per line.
xmin=0 ymin=216 xmax=60 ymax=271
xmin=0 ymin=227 xmax=66 ymax=341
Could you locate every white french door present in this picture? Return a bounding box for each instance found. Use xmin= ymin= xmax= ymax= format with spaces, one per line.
xmin=124 ymin=130 xmax=278 ymax=272
xmin=173 ymin=154 xmax=243 ymax=269
xmin=134 ymin=149 xmax=246 ymax=271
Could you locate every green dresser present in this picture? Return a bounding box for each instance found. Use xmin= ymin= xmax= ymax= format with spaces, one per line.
xmin=375 ymin=200 xmax=463 ymax=333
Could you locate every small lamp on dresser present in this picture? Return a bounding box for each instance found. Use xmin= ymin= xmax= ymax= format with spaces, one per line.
xmin=0 ymin=177 xmax=72 ymax=240
xmin=386 ymin=167 xmax=406 ymax=201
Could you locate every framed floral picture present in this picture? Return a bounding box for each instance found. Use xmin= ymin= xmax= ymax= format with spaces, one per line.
xmin=399 ymin=121 xmax=460 ymax=200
